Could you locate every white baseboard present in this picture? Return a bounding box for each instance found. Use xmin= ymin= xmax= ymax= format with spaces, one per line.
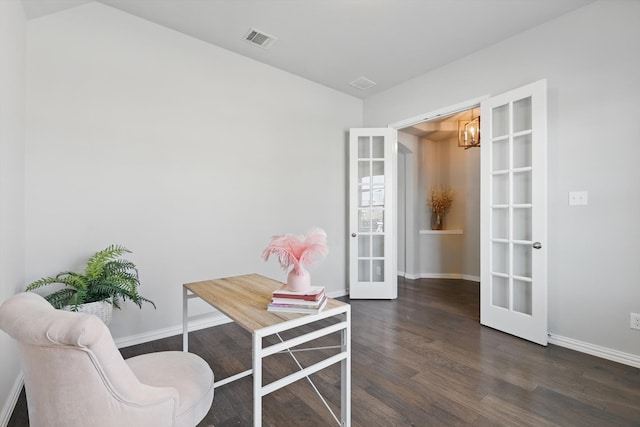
xmin=114 ymin=313 xmax=232 ymax=348
xmin=0 ymin=372 xmax=24 ymax=427
xmin=400 ymin=272 xmax=480 ymax=282
xmin=327 ymin=289 xmax=348 ymax=299
xmin=548 ymin=333 xmax=640 ymax=369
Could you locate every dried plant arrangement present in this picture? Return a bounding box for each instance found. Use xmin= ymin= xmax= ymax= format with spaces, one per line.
xmin=429 ymin=186 xmax=453 ymax=230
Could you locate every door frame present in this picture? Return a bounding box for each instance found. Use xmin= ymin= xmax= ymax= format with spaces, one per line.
xmin=389 ymin=96 xmax=488 ymax=131
xmin=388 ymin=95 xmax=488 ymax=279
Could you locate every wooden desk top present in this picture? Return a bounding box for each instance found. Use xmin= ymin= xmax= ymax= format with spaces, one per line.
xmin=184 ymin=273 xmax=347 ymax=333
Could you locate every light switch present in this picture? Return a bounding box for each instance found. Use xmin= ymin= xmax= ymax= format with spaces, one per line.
xmin=568 ymin=191 xmax=588 ymax=206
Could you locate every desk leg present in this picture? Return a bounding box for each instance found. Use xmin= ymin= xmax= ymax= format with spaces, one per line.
xmin=341 ymin=308 xmax=351 ymax=426
xmin=182 ymin=287 xmax=188 ymax=352
xmin=253 ymin=332 xmax=262 ymax=427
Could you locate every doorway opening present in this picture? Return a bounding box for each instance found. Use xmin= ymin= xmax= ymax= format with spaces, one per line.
xmin=393 ymin=104 xmax=481 ymax=282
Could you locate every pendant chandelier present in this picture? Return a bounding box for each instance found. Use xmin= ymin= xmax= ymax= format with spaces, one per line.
xmin=458 ymin=111 xmax=480 ymax=149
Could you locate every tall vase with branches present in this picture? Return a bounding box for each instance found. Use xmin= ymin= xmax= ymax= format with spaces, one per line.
xmin=262 ymin=228 xmax=328 ymax=292
xmin=429 ymin=186 xmax=453 ymax=230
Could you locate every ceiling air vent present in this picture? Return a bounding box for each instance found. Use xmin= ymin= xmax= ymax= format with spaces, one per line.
xmin=244 ymin=28 xmax=278 ymax=49
xmin=349 ymin=76 xmax=377 ymax=90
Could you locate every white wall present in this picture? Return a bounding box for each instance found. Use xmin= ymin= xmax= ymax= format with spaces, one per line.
xmin=0 ymin=0 xmax=26 ymax=423
xmin=397 ymin=133 xmax=420 ymax=278
xmin=364 ymin=0 xmax=640 ymax=357
xmin=25 ymin=3 xmax=362 ymax=340
xmin=418 ymin=135 xmax=480 ymax=279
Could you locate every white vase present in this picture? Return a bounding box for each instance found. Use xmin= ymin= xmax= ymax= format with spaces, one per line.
xmin=286 ymin=266 xmax=311 ymax=292
xmin=63 ymin=300 xmax=113 ymax=325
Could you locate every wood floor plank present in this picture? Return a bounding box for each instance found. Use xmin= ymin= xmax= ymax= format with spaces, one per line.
xmin=8 ymin=277 xmax=640 ymax=426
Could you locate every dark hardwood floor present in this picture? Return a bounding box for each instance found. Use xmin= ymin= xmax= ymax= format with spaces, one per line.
xmin=9 ymin=277 xmax=640 ymax=426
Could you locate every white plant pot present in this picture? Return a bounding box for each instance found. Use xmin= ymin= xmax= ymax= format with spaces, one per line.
xmin=63 ymin=300 xmax=113 ymax=325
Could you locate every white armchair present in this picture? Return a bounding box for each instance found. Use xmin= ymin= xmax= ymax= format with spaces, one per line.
xmin=0 ymin=292 xmax=214 ymax=427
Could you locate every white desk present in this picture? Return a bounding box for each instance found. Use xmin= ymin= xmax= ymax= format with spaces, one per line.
xmin=183 ymin=274 xmax=351 ymax=426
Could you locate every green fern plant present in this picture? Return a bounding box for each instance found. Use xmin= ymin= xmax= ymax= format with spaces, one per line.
xmin=26 ymin=244 xmax=155 ymax=311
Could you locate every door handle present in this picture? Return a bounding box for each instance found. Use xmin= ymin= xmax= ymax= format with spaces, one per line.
xmin=351 ymin=233 xmax=357 ymax=237
xmin=533 ymin=242 xmax=542 ymax=249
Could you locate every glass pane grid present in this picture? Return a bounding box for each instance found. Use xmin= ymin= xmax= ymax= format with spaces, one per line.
xmin=488 ymin=96 xmax=536 ymax=315
xmin=355 ymin=133 xmax=386 ymax=285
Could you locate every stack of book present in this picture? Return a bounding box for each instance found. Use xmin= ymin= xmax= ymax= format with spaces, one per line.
xmin=267 ymin=285 xmax=327 ymax=314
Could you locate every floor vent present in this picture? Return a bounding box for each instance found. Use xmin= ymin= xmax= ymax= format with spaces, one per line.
xmin=244 ymin=28 xmax=277 ymax=49
xmin=349 ymin=76 xmax=377 ymax=90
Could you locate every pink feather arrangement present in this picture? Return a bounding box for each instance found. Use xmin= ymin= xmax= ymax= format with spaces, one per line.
xmin=262 ymin=227 xmax=328 ymax=275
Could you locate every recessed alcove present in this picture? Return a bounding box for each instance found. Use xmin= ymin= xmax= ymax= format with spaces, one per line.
xmin=397 ymin=108 xmax=480 ymax=280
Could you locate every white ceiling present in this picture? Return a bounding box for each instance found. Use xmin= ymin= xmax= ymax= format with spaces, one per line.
xmin=21 ymin=0 xmax=595 ymax=99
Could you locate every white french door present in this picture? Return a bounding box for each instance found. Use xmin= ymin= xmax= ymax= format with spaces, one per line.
xmin=480 ymin=79 xmax=548 ymax=346
xmin=348 ymin=128 xmax=398 ymax=299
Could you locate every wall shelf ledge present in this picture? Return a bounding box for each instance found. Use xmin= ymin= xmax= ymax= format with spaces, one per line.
xmin=419 ymin=229 xmax=463 ymax=235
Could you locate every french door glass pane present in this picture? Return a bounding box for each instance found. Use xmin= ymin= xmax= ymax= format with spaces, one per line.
xmin=372 ymin=136 xmax=384 ymax=158
xmin=492 ymin=275 xmax=509 ymax=309
xmin=513 ymin=243 xmax=532 ymax=278
xmin=358 ymin=209 xmax=370 ymax=232
xmin=492 ymin=208 xmax=508 ymax=239
xmin=358 ymin=136 xmax=370 ymax=158
xmin=513 ymin=170 xmax=532 ymax=204
xmin=372 ymin=235 xmax=384 ymax=257
xmin=358 ymin=260 xmax=370 ymax=282
xmin=513 ymin=279 xmax=532 ymax=315
xmin=358 ymin=190 xmax=369 ymax=208
xmin=372 ymin=160 xmax=385 ymax=179
xmin=372 ymin=259 xmax=384 ymax=282
xmin=513 ymin=207 xmax=532 ymax=241
xmin=492 ymin=104 xmax=510 ymax=137
xmin=492 ymin=242 xmax=509 ymax=274
xmin=358 ymin=161 xmax=370 ymax=184
xmin=372 ymin=209 xmax=384 ymax=232
xmin=492 ymin=174 xmax=509 ymax=205
xmin=513 ymin=97 xmax=532 ymax=132
xmin=358 ymin=235 xmax=370 ymax=257
xmin=492 ymin=139 xmax=509 ymax=171
xmin=513 ymin=134 xmax=532 ymax=169
xmin=372 ymin=161 xmax=385 ymax=206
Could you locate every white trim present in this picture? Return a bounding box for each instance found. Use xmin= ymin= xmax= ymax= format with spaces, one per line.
xmin=388 ymin=95 xmax=488 ymax=130
xmin=327 ymin=289 xmax=348 ymax=299
xmin=418 ymin=273 xmax=480 ymax=282
xmin=548 ymin=334 xmax=640 ymax=369
xmin=0 ymin=372 xmax=24 ymax=427
xmin=115 ymin=313 xmax=232 ymax=348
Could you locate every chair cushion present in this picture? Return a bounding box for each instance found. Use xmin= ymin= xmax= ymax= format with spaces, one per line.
xmin=126 ymin=351 xmax=214 ymax=427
